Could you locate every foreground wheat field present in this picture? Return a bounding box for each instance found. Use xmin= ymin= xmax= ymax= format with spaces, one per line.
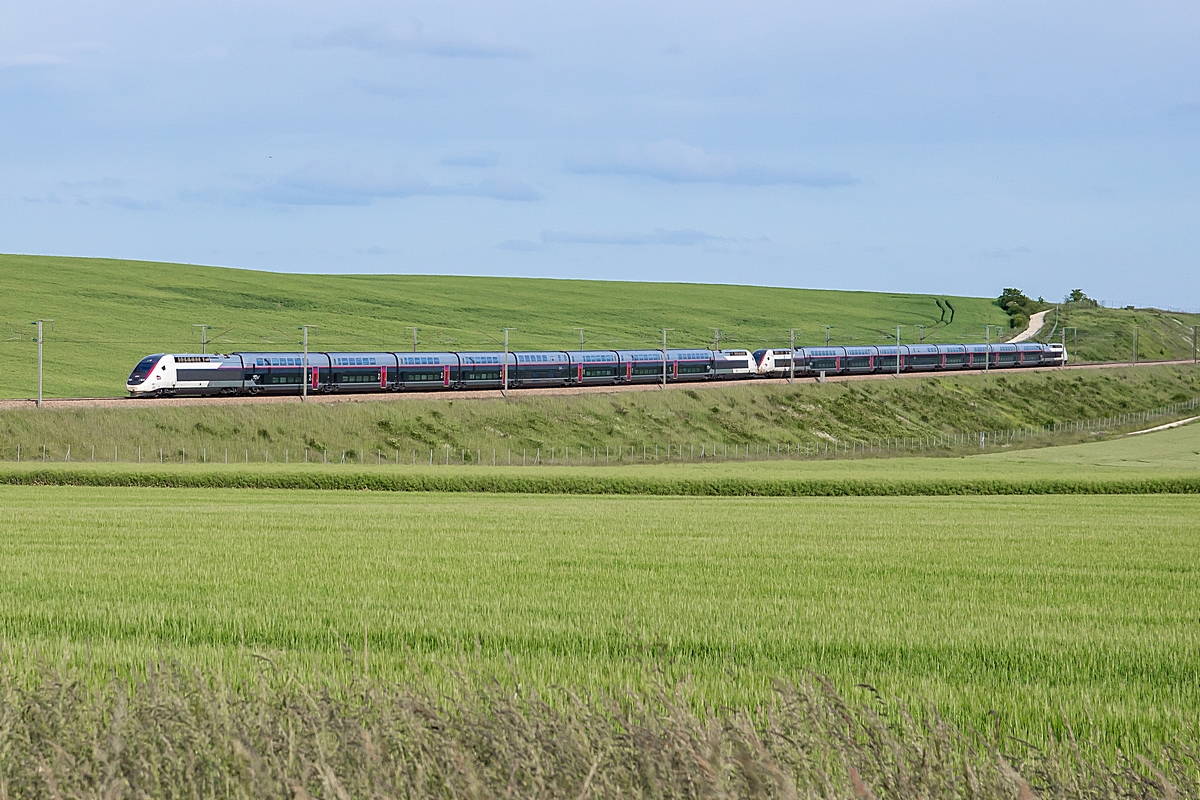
xmin=1 ymin=487 xmax=1196 ymax=751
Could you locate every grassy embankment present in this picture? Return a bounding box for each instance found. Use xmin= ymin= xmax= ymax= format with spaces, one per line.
xmin=1 ymin=485 xmax=1196 ymax=751
xmin=0 ymin=253 xmax=1008 ymax=398
xmin=1038 ymin=301 xmax=1200 ymax=363
xmin=4 ymin=417 xmax=1198 ymax=494
xmin=2 ymin=363 xmax=1199 ymax=466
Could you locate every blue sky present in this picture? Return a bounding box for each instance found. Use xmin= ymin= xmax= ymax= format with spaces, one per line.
xmin=2 ymin=0 xmax=1198 ymax=306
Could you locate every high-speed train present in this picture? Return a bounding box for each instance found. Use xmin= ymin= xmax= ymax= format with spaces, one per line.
xmin=126 ymin=342 xmax=1066 ymax=397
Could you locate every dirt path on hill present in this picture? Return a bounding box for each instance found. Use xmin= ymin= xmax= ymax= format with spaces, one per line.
xmin=1010 ymin=310 xmax=1050 ymax=343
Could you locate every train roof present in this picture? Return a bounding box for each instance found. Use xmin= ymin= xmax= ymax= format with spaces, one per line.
xmin=514 ymin=351 xmax=568 ymax=362
xmin=566 ymin=350 xmax=618 ymax=360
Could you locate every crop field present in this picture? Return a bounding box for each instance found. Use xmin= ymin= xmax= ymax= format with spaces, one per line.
xmin=1 ymin=486 xmax=1196 ymax=752
xmin=0 ymin=253 xmax=1010 ymax=398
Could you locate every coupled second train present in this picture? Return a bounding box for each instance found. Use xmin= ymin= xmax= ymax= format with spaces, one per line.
xmin=126 ymin=342 xmax=1066 ymax=397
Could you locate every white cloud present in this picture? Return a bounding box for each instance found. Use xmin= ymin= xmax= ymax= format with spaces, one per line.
xmin=308 ymin=21 xmax=530 ymax=60
xmin=0 ymin=53 xmax=69 ymax=68
xmin=566 ymin=140 xmax=857 ymax=187
xmin=984 ymin=246 xmax=1033 ymax=259
xmin=501 ymin=228 xmax=732 ymax=250
xmin=442 ymin=149 xmax=500 ymax=168
xmin=201 ymin=163 xmax=541 ymax=206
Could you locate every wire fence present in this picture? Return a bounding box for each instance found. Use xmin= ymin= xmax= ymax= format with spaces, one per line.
xmin=5 ymin=398 xmax=1198 ymax=468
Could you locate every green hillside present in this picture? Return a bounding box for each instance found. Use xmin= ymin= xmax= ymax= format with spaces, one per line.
xmin=1038 ymin=303 xmax=1200 ymax=363
xmin=0 ymin=254 xmax=1009 ymax=398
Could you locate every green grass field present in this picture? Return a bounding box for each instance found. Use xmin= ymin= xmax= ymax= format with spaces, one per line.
xmin=1049 ymin=302 xmax=1200 ymax=363
xmin=0 ymin=486 xmax=1195 ymax=752
xmin=3 ymin=363 xmax=1198 ymax=463
xmin=0 ymin=252 xmax=1021 ymax=398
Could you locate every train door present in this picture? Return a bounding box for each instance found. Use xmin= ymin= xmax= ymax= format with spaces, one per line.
xmin=443 ymin=365 xmax=450 ymax=387
xmin=673 ymin=361 xmax=678 ymax=379
xmin=311 ymin=366 xmax=319 ymax=390
xmin=577 ymin=364 xmax=583 ymax=383
xmin=626 ymin=363 xmax=632 ymax=381
xmin=380 ymin=366 xmax=387 ymax=389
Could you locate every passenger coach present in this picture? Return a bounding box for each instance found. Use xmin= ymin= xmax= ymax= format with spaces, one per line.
xmin=126 ymin=341 xmax=1066 ymax=397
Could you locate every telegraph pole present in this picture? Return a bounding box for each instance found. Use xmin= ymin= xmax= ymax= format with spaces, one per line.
xmin=823 ymin=326 xmax=833 ymax=346
xmin=30 ymin=319 xmax=53 ymax=408
xmin=1193 ymin=326 xmax=1197 ymax=363
xmin=192 ymin=324 xmax=210 ymax=354
xmin=918 ymin=325 xmax=926 ymax=343
xmin=299 ymin=325 xmax=317 ymax=402
xmin=1062 ymin=327 xmax=1077 ymax=364
xmin=575 ymin=328 xmax=586 ymax=350
xmin=711 ymin=328 xmax=720 ymax=350
xmin=896 ymin=326 xmax=901 ymax=376
xmin=1132 ymin=326 xmax=1139 ymax=365
xmin=661 ymin=328 xmax=673 ymax=388
xmin=789 ymin=329 xmax=796 ymax=384
xmin=983 ymin=325 xmax=1002 ymax=374
xmin=405 ymin=327 xmax=419 ymax=352
xmin=502 ymin=328 xmax=513 ymax=397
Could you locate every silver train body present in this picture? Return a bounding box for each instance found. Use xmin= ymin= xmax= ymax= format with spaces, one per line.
xmin=126 ymin=343 xmax=1065 ymax=397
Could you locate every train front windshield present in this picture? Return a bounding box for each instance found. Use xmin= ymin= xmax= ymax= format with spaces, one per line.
xmin=127 ymin=355 xmax=161 ymax=385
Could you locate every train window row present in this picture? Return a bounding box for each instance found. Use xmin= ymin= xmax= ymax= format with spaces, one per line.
xmin=401 ymin=356 xmax=442 ymax=365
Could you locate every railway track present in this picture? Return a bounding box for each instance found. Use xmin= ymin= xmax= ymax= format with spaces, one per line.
xmin=0 ymin=359 xmax=1195 ymax=411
